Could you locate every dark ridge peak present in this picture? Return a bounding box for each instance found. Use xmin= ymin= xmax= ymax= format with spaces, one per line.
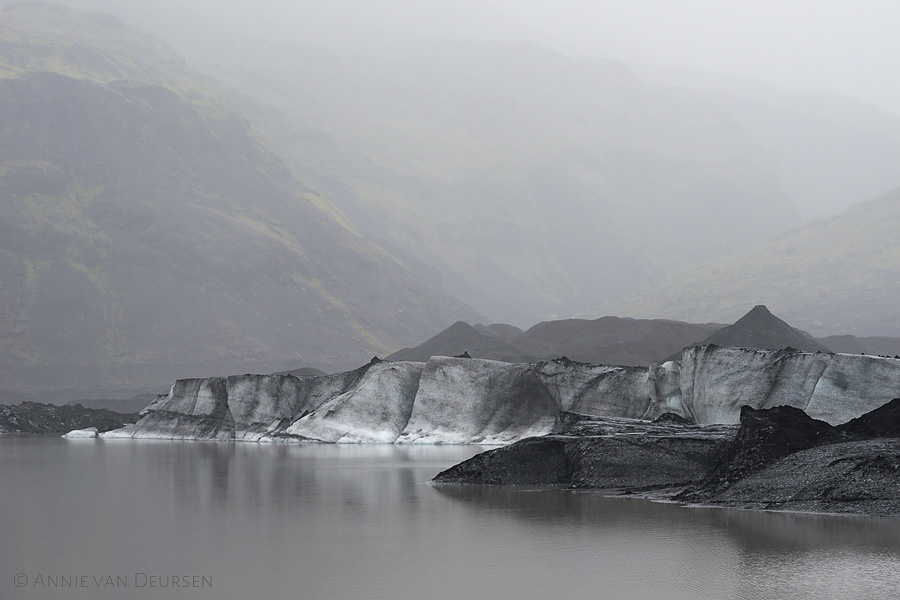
xmin=734 ymin=304 xmax=779 ymax=325
xmin=694 ymin=305 xmax=832 ymax=354
xmin=747 ymin=304 xmax=772 ymax=315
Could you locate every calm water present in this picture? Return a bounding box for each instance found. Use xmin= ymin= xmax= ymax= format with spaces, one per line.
xmin=1 ymin=436 xmax=899 ymax=600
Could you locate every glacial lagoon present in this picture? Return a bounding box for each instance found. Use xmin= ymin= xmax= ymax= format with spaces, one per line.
xmin=1 ymin=436 xmax=899 ymax=600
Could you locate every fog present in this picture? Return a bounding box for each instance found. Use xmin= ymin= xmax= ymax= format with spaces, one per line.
xmin=60 ymin=0 xmax=900 ymax=118
xmin=2 ymin=0 xmax=900 ymax=399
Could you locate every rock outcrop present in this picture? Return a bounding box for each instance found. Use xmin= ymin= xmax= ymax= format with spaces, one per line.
xmin=675 ymin=399 xmax=900 ymax=516
xmin=0 ymin=402 xmax=135 ymax=433
xmin=102 ymin=347 xmax=900 ymax=444
xmin=433 ymin=414 xmax=736 ymax=487
xmin=437 ymin=400 xmax=900 ymax=517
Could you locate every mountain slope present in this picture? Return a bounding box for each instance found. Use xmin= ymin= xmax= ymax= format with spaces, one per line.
xmin=634 ymin=64 xmax=900 ymax=220
xmin=601 ymin=188 xmax=900 ymax=336
xmin=691 ymin=305 xmax=831 ymax=353
xmin=386 ymin=321 xmax=539 ymax=363
xmin=0 ymin=4 xmax=480 ymax=396
xmin=510 ymin=316 xmax=722 ymax=366
xmin=388 ymin=316 xmax=722 ymax=367
xmin=192 ymin=36 xmax=801 ymax=324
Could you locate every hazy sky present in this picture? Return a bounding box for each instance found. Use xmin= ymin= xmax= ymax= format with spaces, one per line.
xmin=60 ymin=0 xmax=900 ymax=117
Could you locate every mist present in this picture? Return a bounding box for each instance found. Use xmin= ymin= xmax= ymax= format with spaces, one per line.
xmin=59 ymin=0 xmax=900 ymax=118
xmin=3 ymin=0 xmax=900 ymax=402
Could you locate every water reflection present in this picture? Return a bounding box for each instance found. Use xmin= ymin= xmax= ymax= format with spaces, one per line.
xmin=434 ymin=484 xmax=900 ymax=600
xmin=1 ymin=437 xmax=898 ymax=600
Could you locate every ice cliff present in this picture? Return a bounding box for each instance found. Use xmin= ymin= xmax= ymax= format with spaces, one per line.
xmin=102 ymin=347 xmax=900 ymax=444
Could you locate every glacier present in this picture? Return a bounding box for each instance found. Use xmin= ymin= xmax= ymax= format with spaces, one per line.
xmin=101 ymin=347 xmax=900 ymax=444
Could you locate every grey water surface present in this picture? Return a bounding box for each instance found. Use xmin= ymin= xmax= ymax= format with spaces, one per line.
xmin=1 ymin=435 xmax=898 ymax=600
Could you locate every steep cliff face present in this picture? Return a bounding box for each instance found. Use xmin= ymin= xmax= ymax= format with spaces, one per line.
xmin=103 ymin=347 xmax=900 ymax=443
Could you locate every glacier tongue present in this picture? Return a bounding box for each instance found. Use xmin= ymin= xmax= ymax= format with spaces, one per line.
xmin=101 ymin=348 xmax=900 ymax=443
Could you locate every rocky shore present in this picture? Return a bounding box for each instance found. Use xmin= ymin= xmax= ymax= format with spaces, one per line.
xmin=434 ymin=400 xmax=900 ymax=518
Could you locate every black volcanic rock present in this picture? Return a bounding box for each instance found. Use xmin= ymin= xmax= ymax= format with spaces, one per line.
xmin=434 ymin=437 xmax=574 ymax=485
xmin=679 ymin=405 xmax=839 ymax=499
xmin=434 ymin=416 xmax=736 ymax=489
xmin=677 ymin=399 xmax=900 ymax=515
xmin=837 ymin=398 xmax=900 ymax=439
xmin=700 ymin=439 xmax=900 ymax=516
xmin=436 ymin=399 xmax=900 ymax=517
xmin=0 ymin=401 xmax=136 ymax=433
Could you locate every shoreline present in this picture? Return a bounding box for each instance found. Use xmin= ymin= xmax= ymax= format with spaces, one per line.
xmin=433 ymin=403 xmax=900 ymax=519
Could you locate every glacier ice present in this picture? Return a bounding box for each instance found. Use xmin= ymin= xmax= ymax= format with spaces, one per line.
xmin=101 ymin=348 xmax=900 ymax=444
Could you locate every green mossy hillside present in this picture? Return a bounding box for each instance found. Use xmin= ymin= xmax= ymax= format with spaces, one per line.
xmin=0 ymin=4 xmax=479 ymax=394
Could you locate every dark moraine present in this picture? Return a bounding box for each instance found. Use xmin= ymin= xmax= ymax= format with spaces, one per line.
xmin=434 ymin=413 xmax=737 ymax=489
xmin=436 ymin=400 xmax=900 ymax=518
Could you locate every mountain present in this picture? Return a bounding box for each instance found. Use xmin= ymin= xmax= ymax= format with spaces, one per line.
xmin=509 ymin=316 xmax=722 ymax=366
xmin=472 ymin=323 xmax=524 ymax=341
xmin=386 ymin=321 xmax=539 ymax=363
xmin=819 ymin=336 xmax=900 ymax=358
xmin=388 ymin=316 xmax=721 ymax=367
xmin=600 ymin=187 xmax=900 ymax=337
xmin=178 ymin=34 xmax=900 ymax=327
xmin=690 ymin=305 xmax=831 ymax=354
xmin=191 ymin=36 xmax=804 ymax=324
xmin=0 ymin=4 xmax=480 ymax=399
